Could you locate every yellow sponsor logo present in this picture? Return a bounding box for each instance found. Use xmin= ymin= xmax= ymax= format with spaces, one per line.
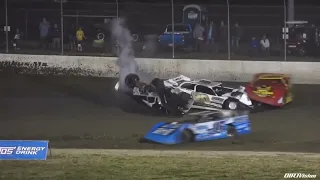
xmin=192 ymin=93 xmax=210 ymax=104
xmin=253 ymin=86 xmax=274 ymax=97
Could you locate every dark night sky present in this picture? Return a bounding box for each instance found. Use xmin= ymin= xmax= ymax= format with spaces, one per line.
xmin=5 ymin=0 xmax=320 ymax=6
xmin=2 ymin=0 xmax=320 ymax=10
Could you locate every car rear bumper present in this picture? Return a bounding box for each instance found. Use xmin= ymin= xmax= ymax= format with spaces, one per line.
xmin=250 ymin=98 xmax=284 ymax=107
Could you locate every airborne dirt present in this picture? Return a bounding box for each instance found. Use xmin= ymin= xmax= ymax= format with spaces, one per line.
xmin=1 ymin=72 xmax=320 ymax=153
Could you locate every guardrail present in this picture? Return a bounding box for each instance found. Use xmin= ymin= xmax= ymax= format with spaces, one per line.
xmin=0 ymin=54 xmax=319 ymax=84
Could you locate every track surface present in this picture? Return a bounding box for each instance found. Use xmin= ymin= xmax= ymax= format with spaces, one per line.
xmin=1 ymin=72 xmax=320 ymax=153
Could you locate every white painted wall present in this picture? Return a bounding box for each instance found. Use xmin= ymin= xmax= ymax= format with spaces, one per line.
xmin=0 ymin=54 xmax=319 ymax=84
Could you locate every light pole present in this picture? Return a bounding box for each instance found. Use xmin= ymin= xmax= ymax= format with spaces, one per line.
xmin=60 ymin=0 xmax=64 ymax=55
xmin=171 ymin=0 xmax=175 ymax=59
xmin=5 ymin=0 xmax=9 ymax=53
xmin=116 ymin=0 xmax=119 ymax=18
xmin=284 ymin=0 xmax=287 ymax=61
xmin=227 ymin=0 xmax=230 ymax=60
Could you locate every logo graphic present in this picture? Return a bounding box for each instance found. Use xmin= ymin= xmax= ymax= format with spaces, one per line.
xmin=0 ymin=147 xmax=16 ymax=155
xmin=284 ymin=173 xmax=317 ymax=179
xmin=253 ymin=86 xmax=273 ymax=97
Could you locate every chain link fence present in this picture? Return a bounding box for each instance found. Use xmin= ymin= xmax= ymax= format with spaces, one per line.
xmin=2 ymin=1 xmax=319 ymax=61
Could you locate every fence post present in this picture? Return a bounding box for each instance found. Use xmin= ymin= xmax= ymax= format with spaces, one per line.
xmin=5 ymin=0 xmax=9 ymax=53
xmin=60 ymin=0 xmax=64 ymax=55
xmin=227 ymin=0 xmax=230 ymax=60
xmin=171 ymin=0 xmax=175 ymax=59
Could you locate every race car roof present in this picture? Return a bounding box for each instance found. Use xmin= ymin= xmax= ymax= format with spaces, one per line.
xmin=255 ymin=73 xmax=291 ymax=80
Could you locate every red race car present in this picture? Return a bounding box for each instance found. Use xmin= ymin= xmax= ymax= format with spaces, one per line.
xmin=245 ymin=73 xmax=293 ymax=107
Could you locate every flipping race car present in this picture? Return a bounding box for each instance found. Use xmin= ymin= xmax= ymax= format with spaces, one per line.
xmin=245 ymin=73 xmax=293 ymax=107
xmin=115 ymin=74 xmax=194 ymax=115
xmin=141 ymin=110 xmax=251 ymax=144
xmin=115 ymin=74 xmax=253 ymax=115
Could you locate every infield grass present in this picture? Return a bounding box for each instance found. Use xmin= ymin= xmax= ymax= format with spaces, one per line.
xmin=0 ymin=149 xmax=319 ymax=180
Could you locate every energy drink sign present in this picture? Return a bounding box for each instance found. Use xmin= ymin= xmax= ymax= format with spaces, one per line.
xmin=0 ymin=140 xmax=49 ymax=160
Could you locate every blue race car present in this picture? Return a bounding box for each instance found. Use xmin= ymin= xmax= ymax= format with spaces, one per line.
xmin=142 ymin=110 xmax=251 ymax=144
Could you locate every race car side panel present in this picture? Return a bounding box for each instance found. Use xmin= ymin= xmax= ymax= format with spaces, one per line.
xmin=192 ymin=116 xmax=251 ymax=142
xmin=144 ymin=115 xmax=251 ymax=144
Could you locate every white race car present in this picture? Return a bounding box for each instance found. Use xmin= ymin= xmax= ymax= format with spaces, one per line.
xmin=115 ymin=74 xmax=253 ymax=114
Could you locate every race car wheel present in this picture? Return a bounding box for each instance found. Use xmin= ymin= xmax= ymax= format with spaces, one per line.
xmin=227 ymin=125 xmax=240 ymax=144
xmin=181 ymin=129 xmax=194 ymax=143
xmin=227 ymin=125 xmax=237 ymax=137
xmin=223 ymin=99 xmax=238 ymax=110
xmin=124 ymin=73 xmax=140 ymax=89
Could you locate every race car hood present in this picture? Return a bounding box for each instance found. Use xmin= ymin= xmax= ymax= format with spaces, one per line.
xmin=252 ymin=85 xmax=274 ymax=97
xmin=143 ymin=122 xmax=189 ymax=144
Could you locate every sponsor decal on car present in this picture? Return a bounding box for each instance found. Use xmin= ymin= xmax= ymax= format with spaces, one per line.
xmin=253 ymin=86 xmax=274 ymax=97
xmin=193 ymin=93 xmax=210 ymax=104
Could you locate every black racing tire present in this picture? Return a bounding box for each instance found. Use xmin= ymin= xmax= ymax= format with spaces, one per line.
xmin=179 ymin=92 xmax=192 ymax=103
xmin=223 ymin=99 xmax=239 ymax=110
xmin=227 ymin=125 xmax=240 ymax=144
xmin=251 ymin=100 xmax=265 ymax=113
xmin=181 ymin=129 xmax=194 ymax=143
xmin=124 ymin=73 xmax=140 ymax=89
xmin=227 ymin=125 xmax=237 ymax=137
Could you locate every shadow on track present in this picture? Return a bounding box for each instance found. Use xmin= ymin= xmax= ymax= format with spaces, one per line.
xmin=115 ymin=92 xmax=182 ymax=118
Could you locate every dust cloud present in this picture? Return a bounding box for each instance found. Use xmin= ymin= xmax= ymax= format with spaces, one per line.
xmin=110 ymin=18 xmax=153 ymax=92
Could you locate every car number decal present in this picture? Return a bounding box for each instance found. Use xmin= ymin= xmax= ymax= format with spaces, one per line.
xmin=152 ymin=128 xmax=175 ymax=135
xmin=161 ymin=124 xmax=181 ymax=129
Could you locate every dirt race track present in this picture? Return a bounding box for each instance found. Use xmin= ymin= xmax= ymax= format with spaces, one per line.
xmin=1 ymin=71 xmax=320 ymax=153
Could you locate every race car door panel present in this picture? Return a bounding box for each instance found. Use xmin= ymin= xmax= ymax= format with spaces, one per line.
xmin=192 ymin=120 xmax=226 ymax=137
xmin=194 ymin=85 xmax=225 ymax=107
xmin=195 ymin=85 xmax=216 ymax=96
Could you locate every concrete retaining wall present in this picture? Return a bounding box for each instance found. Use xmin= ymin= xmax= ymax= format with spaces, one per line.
xmin=0 ymin=54 xmax=319 ymax=84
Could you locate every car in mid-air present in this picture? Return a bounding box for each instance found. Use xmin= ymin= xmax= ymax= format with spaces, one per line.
xmin=115 ymin=74 xmax=253 ymax=115
xmin=245 ymin=73 xmax=293 ymax=107
xmin=141 ymin=110 xmax=251 ymax=144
